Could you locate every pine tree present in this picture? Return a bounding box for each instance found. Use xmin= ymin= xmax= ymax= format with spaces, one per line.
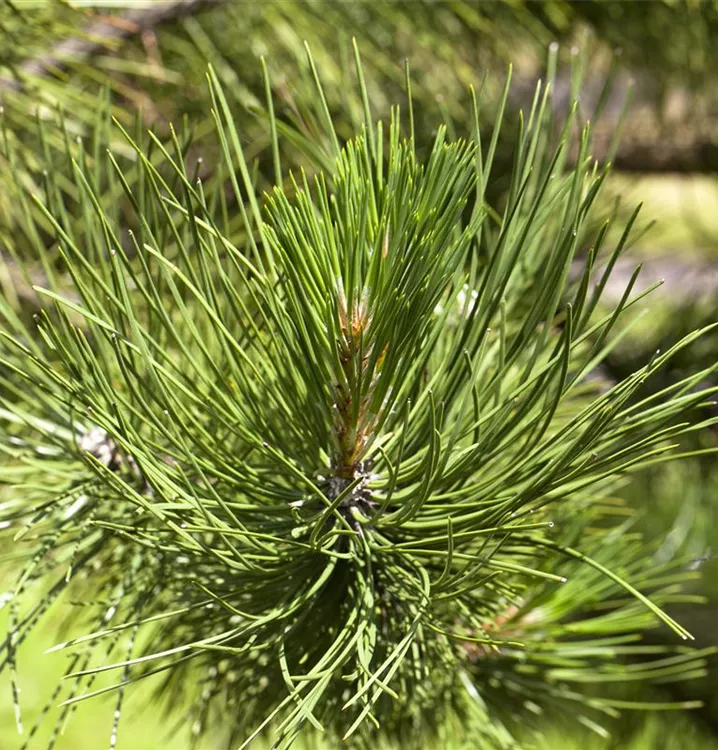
xmin=1 ymin=48 xmax=717 ymax=750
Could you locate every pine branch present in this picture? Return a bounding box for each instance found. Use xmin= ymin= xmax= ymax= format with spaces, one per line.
xmin=610 ymin=138 xmax=718 ymax=173
xmin=0 ymin=0 xmax=234 ymax=92
xmin=600 ymin=256 xmax=718 ymax=304
xmin=1 ymin=51 xmax=717 ymax=749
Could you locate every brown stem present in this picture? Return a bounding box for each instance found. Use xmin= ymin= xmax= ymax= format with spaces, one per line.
xmin=334 ymin=293 xmax=375 ymax=479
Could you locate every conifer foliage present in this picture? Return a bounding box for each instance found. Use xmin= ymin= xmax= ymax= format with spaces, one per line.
xmin=1 ymin=54 xmax=717 ymax=749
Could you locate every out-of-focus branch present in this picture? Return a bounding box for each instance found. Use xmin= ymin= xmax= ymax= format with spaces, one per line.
xmin=513 ymin=70 xmax=718 ymax=174
xmin=0 ymin=0 xmax=234 ymax=92
xmin=1 ymin=252 xmax=68 ymax=310
xmin=597 ymin=256 xmax=718 ymax=304
xmin=606 ymin=139 xmax=718 ymax=174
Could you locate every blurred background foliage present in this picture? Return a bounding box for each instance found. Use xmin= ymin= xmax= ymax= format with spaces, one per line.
xmin=1 ymin=0 xmax=718 ymax=748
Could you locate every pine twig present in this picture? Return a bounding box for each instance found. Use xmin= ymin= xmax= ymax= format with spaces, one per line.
xmin=0 ymin=0 xmax=235 ymax=92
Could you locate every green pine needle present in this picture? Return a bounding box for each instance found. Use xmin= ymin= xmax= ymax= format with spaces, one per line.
xmin=1 ymin=51 xmax=717 ymax=750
